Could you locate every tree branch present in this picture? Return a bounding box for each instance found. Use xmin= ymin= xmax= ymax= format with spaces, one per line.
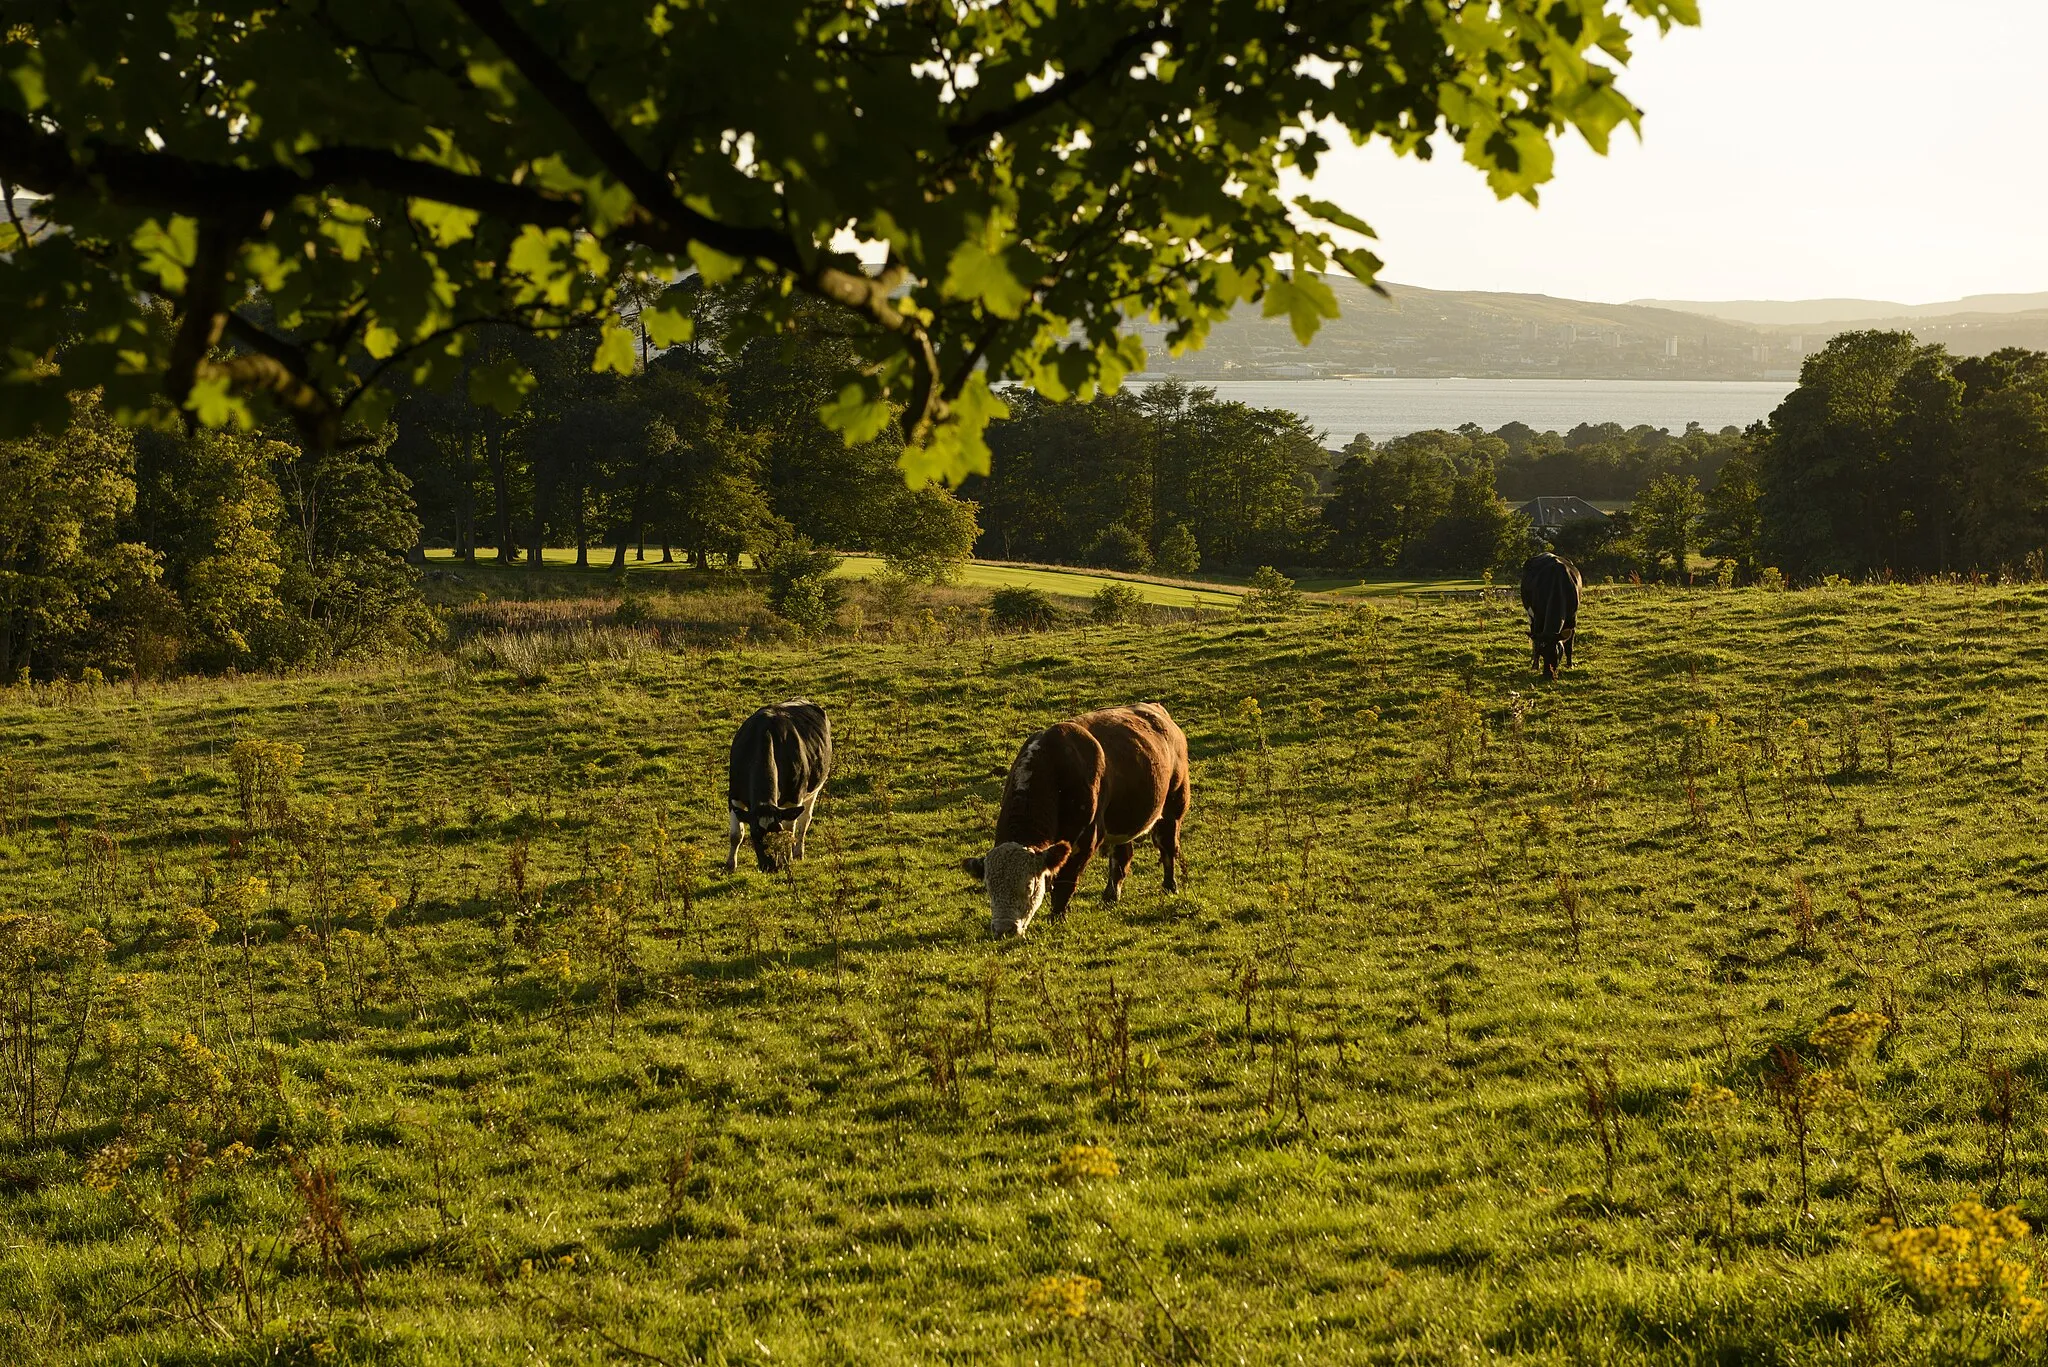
xmin=946 ymin=26 xmax=1174 ymax=149
xmin=447 ymin=0 xmax=944 ymax=433
xmin=446 ymin=0 xmax=796 ymax=271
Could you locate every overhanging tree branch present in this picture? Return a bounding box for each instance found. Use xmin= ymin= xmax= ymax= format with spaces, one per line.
xmin=449 ymin=0 xmax=946 ymax=435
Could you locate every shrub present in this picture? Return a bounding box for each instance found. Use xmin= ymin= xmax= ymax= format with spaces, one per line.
xmin=1757 ymin=566 xmax=1787 ymax=591
xmin=988 ymin=586 xmax=1058 ymax=632
xmin=864 ymin=566 xmax=920 ymax=622
xmin=758 ymin=538 xmax=846 ymax=633
xmin=881 ymin=486 xmax=979 ymax=584
xmin=1239 ymin=566 xmax=1301 ymax=617
xmin=614 ymin=590 xmax=655 ymax=626
xmin=772 ymin=575 xmax=838 ymax=636
xmin=1154 ymin=522 xmax=1200 ymax=576
xmin=1084 ymin=523 xmax=1153 ymax=572
xmin=1089 ymin=582 xmax=1148 ymax=625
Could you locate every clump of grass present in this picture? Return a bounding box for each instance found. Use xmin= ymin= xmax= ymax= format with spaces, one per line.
xmin=460 ymin=625 xmax=658 ymax=680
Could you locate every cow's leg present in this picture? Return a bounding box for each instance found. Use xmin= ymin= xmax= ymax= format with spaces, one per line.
xmin=1563 ymin=623 xmax=1577 ymax=669
xmin=1103 ymin=842 xmax=1135 ymax=903
xmin=1049 ymin=845 xmax=1094 ymax=918
xmin=1157 ymin=785 xmax=1189 ymax=893
xmin=794 ymin=791 xmax=819 ymax=859
xmin=724 ymin=809 xmax=743 ymax=874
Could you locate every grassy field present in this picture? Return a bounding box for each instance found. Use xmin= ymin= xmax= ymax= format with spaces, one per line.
xmin=7 ymin=583 xmax=2048 ymax=1363
xmin=421 ymin=548 xmax=1479 ymax=604
xmin=834 ymin=556 xmax=1243 ymax=609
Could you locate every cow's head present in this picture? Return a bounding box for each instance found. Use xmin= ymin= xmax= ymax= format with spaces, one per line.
xmin=1534 ymin=635 xmax=1562 ymax=681
xmin=964 ymin=841 xmax=1070 ymax=937
xmin=745 ymin=804 xmax=806 ymax=872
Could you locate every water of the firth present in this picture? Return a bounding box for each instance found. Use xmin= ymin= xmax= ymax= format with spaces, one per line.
xmin=1134 ymin=377 xmax=1796 ymax=447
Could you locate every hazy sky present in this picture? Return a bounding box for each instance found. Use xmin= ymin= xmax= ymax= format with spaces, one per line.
xmin=1289 ymin=1 xmax=2048 ymax=304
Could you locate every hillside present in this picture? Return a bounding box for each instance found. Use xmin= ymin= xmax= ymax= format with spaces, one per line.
xmin=1137 ymin=278 xmax=1784 ymax=381
xmin=7 ymin=583 xmax=2048 ymax=1363
xmin=1633 ymin=293 xmax=2048 ymax=326
xmin=1139 ymin=278 xmax=2048 ymax=382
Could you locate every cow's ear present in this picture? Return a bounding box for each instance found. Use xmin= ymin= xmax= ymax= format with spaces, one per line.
xmin=1040 ymin=841 xmax=1071 ymax=874
xmin=962 ymin=856 xmax=986 ymax=883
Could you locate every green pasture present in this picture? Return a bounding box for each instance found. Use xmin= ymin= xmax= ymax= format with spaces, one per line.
xmin=6 ymin=584 xmax=2048 ymax=1363
xmin=833 ymin=555 xmax=1243 ymax=609
xmin=422 ymin=546 xmax=1482 ymax=606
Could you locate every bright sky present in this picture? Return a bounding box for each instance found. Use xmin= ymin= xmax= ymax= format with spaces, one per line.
xmin=1289 ymin=1 xmax=2048 ymax=305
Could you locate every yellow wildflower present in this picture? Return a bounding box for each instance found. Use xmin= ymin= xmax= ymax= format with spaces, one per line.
xmin=1024 ymin=1274 xmax=1102 ymax=1320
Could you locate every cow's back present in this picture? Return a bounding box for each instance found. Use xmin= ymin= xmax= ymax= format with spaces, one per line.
xmin=729 ymin=700 xmax=831 ymax=809
xmin=995 ymin=703 xmax=1186 ymax=848
xmin=1521 ymin=554 xmax=1579 ymax=635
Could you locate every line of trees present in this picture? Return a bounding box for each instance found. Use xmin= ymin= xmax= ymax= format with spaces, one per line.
xmin=388 ymin=284 xmax=979 ymax=578
xmin=0 ymin=401 xmax=430 ymax=680
xmin=1572 ymin=333 xmax=2048 ymax=585
xmin=1 ymin=284 xmax=984 ymax=681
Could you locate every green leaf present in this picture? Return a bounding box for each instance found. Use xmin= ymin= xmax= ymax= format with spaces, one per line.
xmin=1332 ymin=247 xmax=1385 ymax=287
xmin=943 ymin=238 xmax=1031 ymax=319
xmin=687 ymin=241 xmax=745 ymax=285
xmin=240 ymin=242 xmax=294 ymax=292
xmin=592 ymin=322 xmax=637 ymax=374
xmin=409 ymin=199 xmax=479 ymax=247
xmin=819 ymin=379 xmax=894 ymax=446
xmin=8 ymin=60 xmax=46 ymax=112
xmin=1262 ymin=273 xmax=1340 ymax=346
xmin=641 ymin=305 xmax=694 ymax=349
xmin=184 ymin=375 xmax=252 ymax=430
xmin=900 ymin=373 xmax=1010 ymax=487
xmin=508 ymin=226 xmax=576 ymax=306
xmin=132 ymin=217 xmax=199 ymax=293
xmin=362 ymin=322 xmax=401 ymax=360
xmin=1292 ymin=196 xmax=1378 ymax=239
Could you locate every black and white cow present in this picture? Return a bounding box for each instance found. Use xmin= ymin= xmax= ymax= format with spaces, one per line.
xmin=1520 ymin=552 xmax=1583 ymax=680
xmin=725 ymin=700 xmax=832 ymax=874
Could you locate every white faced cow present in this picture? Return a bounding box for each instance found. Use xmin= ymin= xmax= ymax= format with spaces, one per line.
xmin=1520 ymin=551 xmax=1583 ymax=680
xmin=963 ymin=703 xmax=1191 ymax=938
xmin=725 ymin=700 xmax=832 ymax=874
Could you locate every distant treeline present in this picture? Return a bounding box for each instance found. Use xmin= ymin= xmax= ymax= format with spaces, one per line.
xmin=11 ymin=310 xmax=2048 ymax=682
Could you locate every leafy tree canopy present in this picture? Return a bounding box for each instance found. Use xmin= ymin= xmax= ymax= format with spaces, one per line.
xmin=0 ymin=0 xmax=1695 ymax=484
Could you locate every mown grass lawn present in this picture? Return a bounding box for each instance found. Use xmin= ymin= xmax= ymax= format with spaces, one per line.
xmin=6 ymin=583 xmax=2048 ymax=1363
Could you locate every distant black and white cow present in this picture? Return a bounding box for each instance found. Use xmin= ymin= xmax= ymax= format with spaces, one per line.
xmin=1520 ymin=552 xmax=1583 ymax=680
xmin=725 ymin=700 xmax=832 ymax=874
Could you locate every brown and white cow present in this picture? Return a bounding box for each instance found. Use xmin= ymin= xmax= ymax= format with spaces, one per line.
xmin=963 ymin=703 xmax=1191 ymax=937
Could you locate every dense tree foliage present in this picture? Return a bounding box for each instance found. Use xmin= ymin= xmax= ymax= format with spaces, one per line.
xmin=1493 ymin=420 xmax=1749 ymax=502
xmin=975 ymin=383 xmax=1326 ymax=569
xmin=0 ymin=399 xmax=426 ymax=679
xmin=1752 ymin=334 xmax=2048 ymax=578
xmin=1 ymin=1 xmax=1695 ymax=482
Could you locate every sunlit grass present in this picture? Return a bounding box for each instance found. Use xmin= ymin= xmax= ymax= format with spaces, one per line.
xmin=6 ymin=581 xmax=2048 ymax=1363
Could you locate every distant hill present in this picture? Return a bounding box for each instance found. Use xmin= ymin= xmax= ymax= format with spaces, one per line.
xmin=1133 ymin=278 xmax=2048 ymax=382
xmin=1631 ymin=293 xmax=2048 ymax=327
xmin=1136 ymin=278 xmax=1795 ymax=382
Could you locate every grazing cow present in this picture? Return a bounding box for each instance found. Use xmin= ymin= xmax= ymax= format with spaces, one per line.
xmin=725 ymin=700 xmax=832 ymax=874
xmin=963 ymin=703 xmax=1190 ymax=938
xmin=1520 ymin=552 xmax=1583 ymax=680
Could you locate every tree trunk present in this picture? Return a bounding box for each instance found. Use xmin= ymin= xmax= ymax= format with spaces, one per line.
xmin=574 ymin=485 xmax=589 ymax=569
xmin=612 ymin=476 xmax=649 ymax=573
xmin=528 ymin=468 xmax=547 ymax=572
xmin=661 ymin=540 xmax=673 ymax=564
xmin=488 ymin=424 xmax=515 ymax=564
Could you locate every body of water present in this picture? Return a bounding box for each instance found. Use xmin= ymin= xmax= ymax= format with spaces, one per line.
xmin=1138 ymin=378 xmax=1796 ymax=446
